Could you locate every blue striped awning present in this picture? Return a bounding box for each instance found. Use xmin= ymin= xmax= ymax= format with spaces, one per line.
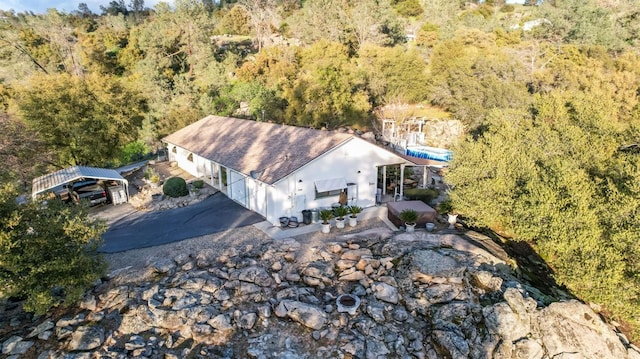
xmin=406 ymin=147 xmax=453 ymax=162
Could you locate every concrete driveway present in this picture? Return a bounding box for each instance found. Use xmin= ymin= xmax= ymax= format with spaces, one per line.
xmin=100 ymin=193 xmax=265 ymax=253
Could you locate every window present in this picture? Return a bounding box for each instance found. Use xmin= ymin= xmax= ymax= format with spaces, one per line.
xmin=187 ymin=153 xmax=193 ymax=162
xmin=314 ymin=178 xmax=348 ymax=199
xmin=316 ymin=188 xmax=346 ymax=199
xmin=171 ymin=146 xmax=177 ymax=153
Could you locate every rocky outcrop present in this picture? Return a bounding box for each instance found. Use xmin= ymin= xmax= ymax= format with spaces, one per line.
xmin=1 ymin=228 xmax=638 ymax=358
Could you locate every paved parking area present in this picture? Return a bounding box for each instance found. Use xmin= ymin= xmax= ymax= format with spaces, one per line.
xmin=100 ymin=193 xmax=264 ymax=253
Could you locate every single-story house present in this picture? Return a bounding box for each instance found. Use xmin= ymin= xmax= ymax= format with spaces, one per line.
xmin=163 ymin=115 xmax=416 ymax=226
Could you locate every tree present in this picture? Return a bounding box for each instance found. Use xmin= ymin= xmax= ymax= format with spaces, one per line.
xmin=238 ymin=0 xmax=281 ymax=50
xmin=356 ymin=44 xmax=429 ymax=106
xmin=17 ymin=73 xmax=146 ymax=167
xmin=0 ymin=182 xmax=106 ymax=314
xmin=76 ymin=3 xmax=94 ymax=17
xmin=235 ymin=45 xmax=299 ymax=91
xmin=393 ymin=0 xmax=424 ymax=17
xmin=533 ymin=0 xmax=627 ymax=51
xmin=286 ymin=0 xmax=349 ymax=45
xmin=216 ymin=5 xmax=252 ymax=35
xmin=348 ymin=0 xmax=402 ymax=48
xmin=289 ymin=0 xmax=403 ymax=48
xmin=283 ymin=41 xmax=370 ymax=129
xmin=100 ymin=0 xmax=129 ymax=16
xmin=121 ymin=0 xmax=219 ymax=140
xmin=78 ymin=14 xmax=131 ymax=75
xmin=428 ymin=29 xmax=530 ymax=130
xmin=0 ymin=114 xmax=54 ymax=190
xmin=446 ymin=95 xmax=640 ymax=339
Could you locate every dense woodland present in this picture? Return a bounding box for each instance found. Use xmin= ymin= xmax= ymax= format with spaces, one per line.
xmin=1 ymin=0 xmax=640 ymax=341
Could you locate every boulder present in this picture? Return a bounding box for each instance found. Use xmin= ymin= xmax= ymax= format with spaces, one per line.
xmin=238 ymin=266 xmax=274 ymax=287
xmin=67 ymin=326 xmax=104 ymax=351
xmin=372 ymin=282 xmax=399 ymax=304
xmin=276 ymin=300 xmax=327 ymax=330
xmin=536 ymin=300 xmax=628 ymax=359
xmin=2 ymin=336 xmax=33 ymax=355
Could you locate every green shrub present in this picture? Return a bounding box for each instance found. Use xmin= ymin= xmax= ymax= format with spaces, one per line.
xmin=394 ymin=0 xmax=423 ymax=17
xmin=192 ymin=179 xmax=204 ymax=189
xmin=163 ymin=177 xmax=189 ymax=198
xmin=144 ymin=166 xmax=160 ymax=184
xmin=500 ymin=4 xmax=515 ymax=12
xmin=121 ymin=140 xmax=150 ymax=164
xmin=404 ymin=188 xmax=439 ymax=204
xmin=436 ymin=199 xmax=453 ymax=215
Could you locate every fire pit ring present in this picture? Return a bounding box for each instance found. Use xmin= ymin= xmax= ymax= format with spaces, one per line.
xmin=336 ymin=294 xmax=361 ymax=315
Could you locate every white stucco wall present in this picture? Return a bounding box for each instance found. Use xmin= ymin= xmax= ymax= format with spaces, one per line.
xmin=265 ymin=137 xmax=407 ymax=224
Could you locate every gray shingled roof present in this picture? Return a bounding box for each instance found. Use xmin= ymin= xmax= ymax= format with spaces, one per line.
xmin=163 ymin=116 xmax=354 ymax=185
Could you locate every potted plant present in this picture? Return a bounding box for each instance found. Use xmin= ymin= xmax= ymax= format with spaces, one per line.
xmin=334 ymin=206 xmax=349 ymax=229
xmin=399 ymin=209 xmax=418 ymax=233
xmin=447 ymin=213 xmax=458 ymax=229
xmin=348 ymin=205 xmax=362 ymax=227
xmin=319 ymin=209 xmax=333 ymax=233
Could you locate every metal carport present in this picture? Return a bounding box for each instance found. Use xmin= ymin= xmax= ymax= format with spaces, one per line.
xmin=31 ymin=165 xmax=129 ymax=203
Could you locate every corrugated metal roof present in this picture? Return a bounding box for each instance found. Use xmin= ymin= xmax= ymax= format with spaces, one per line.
xmin=31 ymin=166 xmax=128 ymax=199
xmin=163 ymin=116 xmax=354 ymax=185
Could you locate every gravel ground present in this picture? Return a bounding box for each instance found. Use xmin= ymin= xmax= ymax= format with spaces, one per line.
xmin=103 ymin=218 xmax=390 ymax=272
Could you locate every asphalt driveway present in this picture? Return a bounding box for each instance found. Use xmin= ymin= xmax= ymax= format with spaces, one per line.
xmin=100 ymin=193 xmax=265 ymax=253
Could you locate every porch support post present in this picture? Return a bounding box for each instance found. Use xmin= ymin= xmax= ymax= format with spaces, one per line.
xmin=382 ymin=166 xmax=387 ymax=196
xmin=218 ymin=166 xmax=223 ymax=191
xmin=399 ymin=164 xmax=405 ymax=201
xmin=422 ymin=165 xmax=428 ymax=188
xmin=210 ymin=162 xmax=215 ymax=187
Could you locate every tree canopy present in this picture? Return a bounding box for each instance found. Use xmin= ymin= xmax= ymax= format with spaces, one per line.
xmin=0 ymin=183 xmax=106 ymax=314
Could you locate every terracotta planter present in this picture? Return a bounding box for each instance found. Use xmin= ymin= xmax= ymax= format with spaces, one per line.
xmin=336 ymin=218 xmax=346 ymax=229
xmin=321 ymin=223 xmax=331 ymax=234
xmin=348 ymin=216 xmax=357 ymax=227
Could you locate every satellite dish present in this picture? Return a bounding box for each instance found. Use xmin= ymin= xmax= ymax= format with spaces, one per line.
xmin=250 ymin=170 xmax=263 ymax=179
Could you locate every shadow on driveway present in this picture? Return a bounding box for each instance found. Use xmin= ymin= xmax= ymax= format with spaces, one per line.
xmin=100 ymin=193 xmax=264 ymax=253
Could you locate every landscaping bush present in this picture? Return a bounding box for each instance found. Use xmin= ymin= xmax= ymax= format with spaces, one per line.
xmin=163 ymin=177 xmax=189 ymax=197
xmin=192 ymin=179 xmax=204 ymax=189
xmin=403 ymin=188 xmax=439 ymax=204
